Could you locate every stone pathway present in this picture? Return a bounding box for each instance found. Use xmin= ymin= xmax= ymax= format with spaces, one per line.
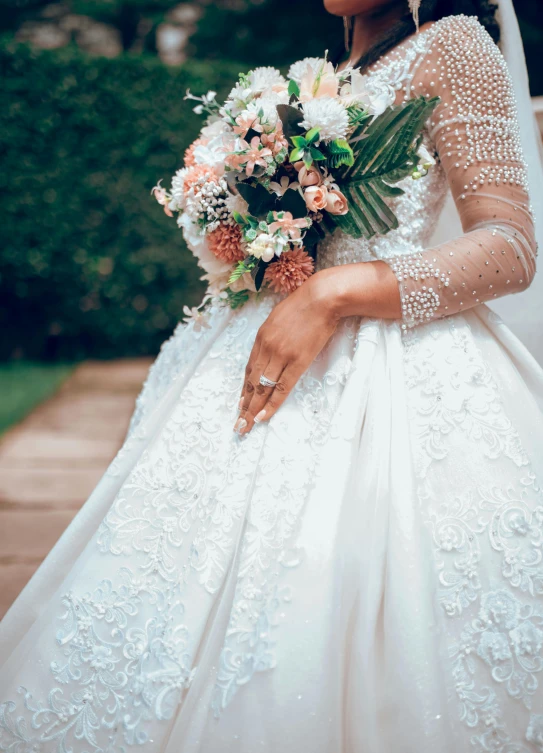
xmin=0 ymin=359 xmax=152 ymax=618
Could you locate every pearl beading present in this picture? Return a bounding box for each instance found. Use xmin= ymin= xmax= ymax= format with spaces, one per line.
xmin=390 ymin=254 xmax=450 ymax=329
xmin=382 ymin=15 xmax=536 ymax=328
xmin=318 ymin=15 xmax=535 ymax=330
xmin=423 ymin=15 xmax=529 ymax=197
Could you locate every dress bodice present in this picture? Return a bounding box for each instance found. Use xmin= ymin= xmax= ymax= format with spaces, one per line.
xmin=316 ymin=136 xmax=448 ymax=270
xmin=316 ymin=26 xmax=449 ymax=272
xmin=317 ymin=15 xmax=536 ymax=330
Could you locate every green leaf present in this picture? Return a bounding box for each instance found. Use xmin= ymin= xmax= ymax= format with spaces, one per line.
xmin=327 ymin=139 xmax=354 ymax=168
xmin=226 ymin=288 xmax=250 ymax=309
xmin=289 ymin=147 xmax=304 ymax=163
xmin=276 ymin=104 xmax=304 ymax=140
xmin=305 ymin=127 xmax=320 ymax=144
xmin=236 ymin=182 xmax=277 ymax=218
xmin=251 ymin=260 xmax=267 ymax=291
xmin=232 ymin=210 xmax=246 ymax=225
xmin=228 ymin=256 xmax=257 ymax=285
xmin=290 ymin=135 xmax=307 ymax=148
xmin=309 ymin=147 xmax=326 ymax=161
xmin=326 ymin=95 xmax=439 ymax=240
xmin=288 ymin=79 xmax=300 ymax=98
xmin=303 ymin=223 xmax=325 ymax=250
xmin=279 ymin=188 xmax=307 ymax=219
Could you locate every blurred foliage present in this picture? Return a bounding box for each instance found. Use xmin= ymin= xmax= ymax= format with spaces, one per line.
xmin=189 ymin=1 xmax=342 ymax=69
xmin=0 ymin=360 xmax=74 ymax=433
xmin=0 ymin=38 xmax=241 ymax=359
xmin=0 ymin=0 xmax=541 ymax=362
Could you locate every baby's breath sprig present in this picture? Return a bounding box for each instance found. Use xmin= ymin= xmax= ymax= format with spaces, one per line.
xmin=184 ymin=89 xmax=220 ymax=117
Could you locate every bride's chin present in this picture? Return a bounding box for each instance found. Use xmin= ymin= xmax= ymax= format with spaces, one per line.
xmin=323 ymin=0 xmax=393 ymax=15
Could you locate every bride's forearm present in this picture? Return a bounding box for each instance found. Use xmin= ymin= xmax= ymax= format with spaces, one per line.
xmin=312 ymin=261 xmax=402 ymax=321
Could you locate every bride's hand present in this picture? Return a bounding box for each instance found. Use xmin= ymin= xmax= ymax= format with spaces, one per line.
xmin=234 ymin=260 xmax=401 ymax=435
xmin=234 ymin=271 xmax=340 ymax=436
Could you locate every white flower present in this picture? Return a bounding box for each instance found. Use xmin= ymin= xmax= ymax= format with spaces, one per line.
xmin=182 ymin=305 xmax=211 ymax=332
xmin=223 ymin=83 xmax=254 ymax=117
xmin=200 ymin=117 xmax=229 ymax=140
xmin=288 ymin=57 xmax=324 ymax=85
xmin=247 ymin=233 xmax=277 ymax=262
xmin=269 ymin=176 xmax=299 ymax=196
xmin=301 ymin=97 xmax=349 ymax=142
xmin=248 ymin=230 xmax=290 ymax=260
xmin=224 ymin=192 xmax=249 ymax=216
xmin=417 ymin=144 xmax=436 ymax=169
xmin=191 ymin=133 xmax=230 ymax=173
xmin=245 ymin=90 xmax=289 ymax=128
xmin=171 ymin=167 xmax=189 ymax=209
xmin=89 ymin=645 xmax=113 ymax=670
xmin=247 ymin=67 xmax=287 ymax=94
xmin=340 ymin=71 xmax=395 ymax=116
xmin=183 ymin=175 xmax=230 ymax=228
xmin=185 ymin=89 xmax=217 ymax=115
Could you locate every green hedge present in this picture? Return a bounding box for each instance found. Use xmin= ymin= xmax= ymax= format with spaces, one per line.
xmin=0 ymin=39 xmax=241 ymax=359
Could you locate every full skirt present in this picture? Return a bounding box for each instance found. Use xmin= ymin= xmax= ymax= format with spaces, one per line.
xmin=1 ymin=297 xmax=543 ymax=753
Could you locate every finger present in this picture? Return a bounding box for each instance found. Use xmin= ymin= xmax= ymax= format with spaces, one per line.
xmin=235 ymin=346 xmax=270 ymax=433
xmin=252 ymin=363 xmax=303 ymax=427
xmin=238 ymin=335 xmax=262 ymax=413
xmin=241 ymin=356 xmax=285 ymax=433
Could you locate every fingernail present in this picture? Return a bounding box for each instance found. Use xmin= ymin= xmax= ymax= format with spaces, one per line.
xmin=234 ymin=417 xmax=247 ymax=434
xmin=254 ymin=410 xmax=266 ymax=424
xmin=238 ymin=398 xmax=244 ymax=411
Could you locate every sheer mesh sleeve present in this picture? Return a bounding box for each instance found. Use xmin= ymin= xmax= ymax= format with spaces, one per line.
xmin=386 ymin=15 xmax=537 ymax=330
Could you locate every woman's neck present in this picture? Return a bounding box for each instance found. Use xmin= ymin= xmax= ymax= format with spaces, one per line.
xmin=345 ymin=2 xmax=405 ymax=67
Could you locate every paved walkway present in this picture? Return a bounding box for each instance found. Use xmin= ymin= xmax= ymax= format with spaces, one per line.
xmin=0 ymin=359 xmax=152 ymax=618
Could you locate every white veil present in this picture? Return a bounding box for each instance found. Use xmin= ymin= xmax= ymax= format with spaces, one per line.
xmin=429 ymin=0 xmax=543 ymax=363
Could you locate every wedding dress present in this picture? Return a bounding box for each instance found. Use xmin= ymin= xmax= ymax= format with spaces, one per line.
xmin=2 ymin=10 xmax=543 ymax=753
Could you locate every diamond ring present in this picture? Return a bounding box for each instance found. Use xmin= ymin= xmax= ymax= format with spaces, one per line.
xmin=259 ymin=374 xmax=278 ymax=388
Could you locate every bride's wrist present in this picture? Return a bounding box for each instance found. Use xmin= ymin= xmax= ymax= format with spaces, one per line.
xmin=309 ymin=266 xmax=367 ymax=321
xmin=309 ymin=262 xmax=402 ymax=321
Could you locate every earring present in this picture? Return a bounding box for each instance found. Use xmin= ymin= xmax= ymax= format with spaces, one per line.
xmin=408 ymin=0 xmax=421 ymax=31
xmin=343 ymin=15 xmax=352 ymax=52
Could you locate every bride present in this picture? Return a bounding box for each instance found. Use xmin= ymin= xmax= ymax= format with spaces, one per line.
xmin=1 ymin=0 xmax=543 ymax=750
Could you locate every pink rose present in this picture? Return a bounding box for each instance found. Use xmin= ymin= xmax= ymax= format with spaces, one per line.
xmin=325 ymin=189 xmax=348 ymax=215
xmin=304 ymin=185 xmax=328 ymax=212
xmin=295 ymin=161 xmax=323 ymax=187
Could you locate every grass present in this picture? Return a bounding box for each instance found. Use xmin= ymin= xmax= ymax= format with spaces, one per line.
xmin=0 ymin=361 xmax=75 ymax=435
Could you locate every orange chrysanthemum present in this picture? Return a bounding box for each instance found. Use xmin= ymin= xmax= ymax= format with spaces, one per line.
xmin=208 ymin=222 xmax=245 ymax=264
xmin=184 ymin=138 xmax=209 ymax=168
xmin=183 ymin=164 xmax=218 ymax=194
xmin=264 ymin=248 xmax=314 ymax=294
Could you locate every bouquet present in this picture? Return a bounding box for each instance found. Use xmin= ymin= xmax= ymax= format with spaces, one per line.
xmin=153 ymin=57 xmax=438 ymax=317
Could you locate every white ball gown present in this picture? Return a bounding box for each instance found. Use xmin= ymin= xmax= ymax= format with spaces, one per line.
xmin=1 ymin=14 xmax=543 ymax=753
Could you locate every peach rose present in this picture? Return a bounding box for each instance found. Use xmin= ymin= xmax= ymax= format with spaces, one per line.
xmin=304 ymin=185 xmax=328 ymax=212
xmin=295 ymin=161 xmax=323 ymax=187
xmin=325 ymin=188 xmax=348 ymax=215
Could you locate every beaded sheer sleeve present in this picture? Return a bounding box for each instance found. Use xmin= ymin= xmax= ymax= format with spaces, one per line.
xmin=386 ymin=15 xmax=537 ymax=330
